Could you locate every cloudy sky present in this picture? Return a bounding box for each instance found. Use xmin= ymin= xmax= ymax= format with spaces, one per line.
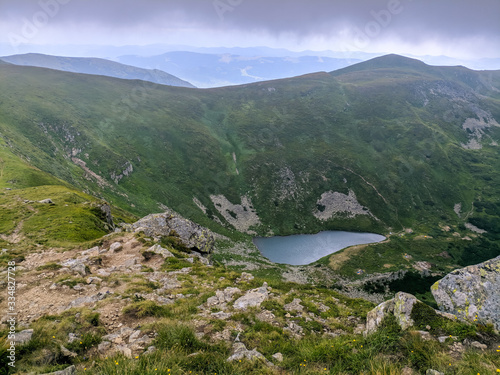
xmin=0 ymin=0 xmax=499 ymax=60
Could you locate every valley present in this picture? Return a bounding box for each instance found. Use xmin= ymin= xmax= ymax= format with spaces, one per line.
xmin=1 ymin=54 xmax=500 ymax=374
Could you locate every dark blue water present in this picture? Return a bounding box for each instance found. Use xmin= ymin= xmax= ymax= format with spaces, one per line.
xmin=253 ymin=231 xmax=385 ymax=265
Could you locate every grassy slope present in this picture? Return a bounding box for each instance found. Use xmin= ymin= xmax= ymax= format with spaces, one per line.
xmin=0 ymin=138 xmax=135 ymax=260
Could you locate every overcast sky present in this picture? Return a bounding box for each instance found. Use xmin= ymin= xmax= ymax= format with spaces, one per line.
xmin=0 ymin=0 xmax=499 ymax=59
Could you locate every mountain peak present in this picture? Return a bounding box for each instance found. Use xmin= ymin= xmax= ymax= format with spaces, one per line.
xmin=330 ymin=54 xmax=430 ymax=76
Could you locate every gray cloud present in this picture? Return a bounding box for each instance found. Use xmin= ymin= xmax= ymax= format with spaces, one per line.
xmin=0 ymin=0 xmax=499 ymax=58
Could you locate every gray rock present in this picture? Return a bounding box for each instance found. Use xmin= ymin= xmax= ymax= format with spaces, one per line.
xmin=97 ymin=341 xmax=112 ymax=354
xmin=128 ymin=330 xmax=142 ymax=343
xmin=109 ymin=242 xmax=123 ymax=253
xmin=211 ymin=311 xmax=233 ymax=320
xmin=13 ymin=329 xmax=33 ymax=345
xmin=131 ymin=212 xmax=215 ymax=254
xmin=393 ymin=292 xmax=418 ymax=330
xmin=87 ymin=277 xmax=102 ymax=284
xmin=147 ymin=244 xmax=174 ymax=258
xmin=426 ymin=370 xmax=444 ymax=375
xmin=144 ymin=345 xmax=157 ymax=355
xmin=39 ymin=365 xmax=76 ymax=375
xmin=431 ymin=255 xmax=500 ymax=330
xmin=67 ymin=333 xmax=79 ymax=343
xmin=238 ymin=272 xmax=254 ymax=282
xmin=365 ymin=299 xmax=395 ymax=334
xmin=284 ymin=298 xmax=304 ymax=313
xmin=100 ymin=204 xmax=115 ymax=229
xmin=365 ymin=292 xmax=425 ymax=334
xmin=65 ymin=290 xmax=110 ymax=309
xmin=38 ymin=199 xmax=53 ymax=204
xmin=60 ymin=345 xmax=77 ymax=358
xmin=470 ymin=341 xmax=487 ymax=350
xmin=272 ymin=352 xmax=283 ymax=362
xmin=81 ymin=246 xmax=100 ymax=256
xmin=233 ymin=283 xmax=268 ymax=310
xmin=227 ymin=342 xmax=271 ymax=365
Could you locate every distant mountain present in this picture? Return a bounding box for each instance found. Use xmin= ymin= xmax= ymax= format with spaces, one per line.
xmin=118 ymin=51 xmax=362 ymax=87
xmin=0 ymin=53 xmax=195 ymax=88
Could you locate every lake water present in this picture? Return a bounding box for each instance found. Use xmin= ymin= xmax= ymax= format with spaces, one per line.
xmin=253 ymin=231 xmax=386 ymax=266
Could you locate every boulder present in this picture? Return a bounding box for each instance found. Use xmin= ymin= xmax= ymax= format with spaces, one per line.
xmin=146 ymin=244 xmax=174 ymax=258
xmin=109 ymin=242 xmax=123 ymax=253
xmin=272 ymin=352 xmax=283 ymax=362
xmin=131 ymin=212 xmax=215 ymax=254
xmin=227 ymin=342 xmax=270 ymax=365
xmin=233 ymin=283 xmax=269 ymax=310
xmin=38 ymin=199 xmax=54 ymax=204
xmin=431 ymin=255 xmax=500 ymax=330
xmin=284 ymin=298 xmax=304 ymax=313
xmin=365 ymin=292 xmax=421 ymax=334
xmin=39 ymin=366 xmax=76 ymax=375
xmin=13 ymin=329 xmax=34 ymax=345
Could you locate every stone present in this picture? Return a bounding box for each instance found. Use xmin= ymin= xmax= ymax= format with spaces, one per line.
xmin=39 ymin=365 xmax=76 ymax=375
xmin=71 ymin=263 xmax=89 ymax=277
xmin=365 ymin=299 xmax=395 ymax=334
xmin=38 ymin=199 xmax=53 ymax=204
xmin=272 ymin=352 xmax=283 ymax=362
xmin=68 ymin=333 xmax=79 ymax=343
xmin=131 ymin=212 xmax=215 ymax=254
xmin=431 ymin=255 xmax=500 ymax=330
xmin=238 ymin=272 xmax=254 ymax=282
xmin=211 ymin=311 xmax=232 ymax=320
xmin=144 ymin=346 xmax=156 ymax=355
xmin=147 ymin=244 xmax=174 ymax=258
xmin=116 ymin=345 xmax=133 ymax=358
xmin=81 ymin=246 xmax=100 ymax=256
xmin=65 ymin=290 xmax=110 ymax=310
xmin=233 ymin=283 xmax=268 ymax=310
xmin=87 ymin=277 xmax=102 ymax=284
xmin=128 ymin=330 xmax=142 ymax=343
xmin=123 ymin=258 xmax=139 ymax=267
xmin=393 ymin=292 xmax=418 ymax=330
xmin=470 ymin=341 xmax=487 ymax=350
xmin=100 ymin=204 xmax=115 ymax=229
xmin=13 ymin=329 xmax=34 ymax=344
xmin=227 ymin=342 xmax=271 ymax=365
xmin=425 ymin=370 xmax=444 ymax=375
xmin=60 ymin=345 xmax=77 ymax=358
xmin=97 ymin=341 xmax=112 ymax=353
xmin=109 ymin=242 xmax=123 ymax=253
xmin=284 ymin=298 xmax=304 ymax=313
xmin=365 ymin=292 xmax=425 ymax=334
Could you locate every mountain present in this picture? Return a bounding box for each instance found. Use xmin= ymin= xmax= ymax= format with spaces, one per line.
xmin=1 ymin=54 xmax=500 ymax=272
xmin=0 ymin=53 xmax=195 ymax=88
xmin=117 ymin=51 xmax=362 ymax=87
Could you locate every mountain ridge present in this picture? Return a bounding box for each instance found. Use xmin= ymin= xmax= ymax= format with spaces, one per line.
xmin=0 ymin=53 xmax=196 ymax=88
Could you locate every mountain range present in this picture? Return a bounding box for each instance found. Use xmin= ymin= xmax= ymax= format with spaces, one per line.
xmin=117 ymin=51 xmax=362 ymax=87
xmin=1 ymin=54 xmax=500 ymax=276
xmin=0 ymin=53 xmax=195 ymax=88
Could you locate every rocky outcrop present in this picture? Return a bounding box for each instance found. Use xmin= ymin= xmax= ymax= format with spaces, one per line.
xmin=431 ymin=255 xmax=500 ymax=330
xmin=365 ymin=292 xmax=420 ymax=334
xmin=233 ymin=283 xmax=269 ymax=310
xmin=40 ymin=365 xmax=76 ymax=375
xmin=129 ymin=212 xmax=215 ymax=254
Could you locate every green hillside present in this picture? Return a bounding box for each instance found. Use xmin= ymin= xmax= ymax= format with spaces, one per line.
xmin=1 ymin=55 xmax=500 ymax=270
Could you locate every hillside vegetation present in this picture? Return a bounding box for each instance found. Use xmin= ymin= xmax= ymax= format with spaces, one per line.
xmin=1 ymin=55 xmax=500 ymax=275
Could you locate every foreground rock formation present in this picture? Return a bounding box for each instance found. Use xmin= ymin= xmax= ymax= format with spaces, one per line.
xmin=127 ymin=211 xmax=215 ymax=253
xmin=431 ymin=255 xmax=500 ymax=331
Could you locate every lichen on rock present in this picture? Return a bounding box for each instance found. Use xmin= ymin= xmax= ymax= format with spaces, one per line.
xmin=431 ymin=255 xmax=500 ymax=330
